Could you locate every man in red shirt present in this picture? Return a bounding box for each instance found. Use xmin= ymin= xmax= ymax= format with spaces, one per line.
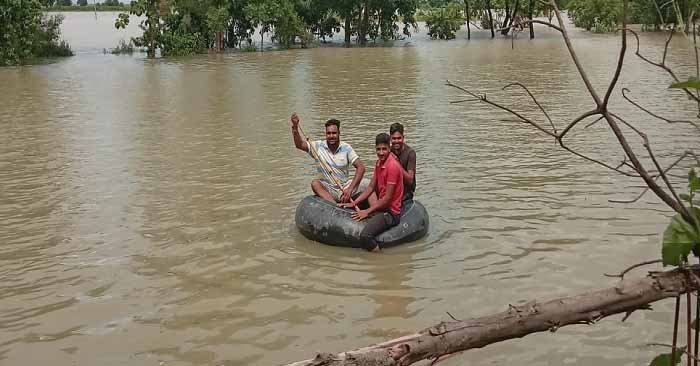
xmin=339 ymin=133 xmax=404 ymax=251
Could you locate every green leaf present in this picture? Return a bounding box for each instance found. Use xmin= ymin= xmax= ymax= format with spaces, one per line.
xmin=662 ymin=211 xmax=700 ymax=266
xmin=650 ymin=351 xmax=684 ymax=366
xmin=670 ymin=79 xmax=700 ymax=89
xmin=690 ymin=168 xmax=700 ymax=191
xmin=650 ymin=352 xmax=683 ymax=366
xmin=680 ymin=194 xmax=692 ymax=202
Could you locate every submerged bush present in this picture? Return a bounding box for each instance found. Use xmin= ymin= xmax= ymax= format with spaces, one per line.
xmin=0 ymin=1 xmax=73 ymax=66
xmin=568 ymin=0 xmax=621 ymax=33
xmin=111 ymin=39 xmax=135 ymax=54
xmin=425 ymin=4 xmax=464 ymax=40
xmin=161 ymin=31 xmax=204 ymax=56
xmin=33 ymin=14 xmax=74 ymax=58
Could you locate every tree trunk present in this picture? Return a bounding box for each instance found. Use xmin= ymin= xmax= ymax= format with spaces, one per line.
xmin=486 ymin=0 xmax=495 ymax=38
xmin=284 ymin=267 xmax=700 ymax=366
xmin=502 ymin=0 xmax=511 ymax=29
xmin=684 ymin=0 xmax=690 ymax=33
xmin=344 ymin=14 xmax=351 ymax=47
xmin=260 ymin=29 xmax=263 ymax=52
xmin=528 ymin=0 xmax=534 ymax=39
xmin=359 ymin=2 xmax=369 ymax=46
xmin=502 ymin=0 xmax=520 ymax=35
xmin=465 ymin=0 xmax=471 ymax=40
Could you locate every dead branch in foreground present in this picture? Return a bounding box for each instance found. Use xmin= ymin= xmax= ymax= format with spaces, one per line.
xmin=284 ymin=266 xmax=700 ymax=366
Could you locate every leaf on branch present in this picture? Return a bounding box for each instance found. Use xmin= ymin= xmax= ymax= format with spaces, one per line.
xmin=690 ymin=168 xmax=700 ymax=192
xmin=680 ymin=194 xmax=692 ymax=202
xmin=662 ymin=209 xmax=700 ymax=266
xmin=670 ymin=79 xmax=700 ymax=90
xmin=650 ymin=351 xmax=684 ymax=366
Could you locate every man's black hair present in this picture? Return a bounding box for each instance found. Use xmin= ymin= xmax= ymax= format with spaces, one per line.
xmin=389 ymin=122 xmax=404 ymax=135
xmin=325 ymin=119 xmax=340 ymax=130
xmin=375 ymin=133 xmax=390 ymax=146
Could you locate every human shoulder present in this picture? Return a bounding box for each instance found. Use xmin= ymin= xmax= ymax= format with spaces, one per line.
xmin=339 ymin=142 xmax=355 ymax=151
xmin=388 ymin=155 xmax=403 ymax=171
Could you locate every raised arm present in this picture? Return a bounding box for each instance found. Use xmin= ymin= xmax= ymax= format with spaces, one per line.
xmin=290 ymin=113 xmax=309 ymax=153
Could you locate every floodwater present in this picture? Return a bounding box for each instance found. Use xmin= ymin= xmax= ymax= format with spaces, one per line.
xmin=1 ymin=11 xmax=700 ymax=366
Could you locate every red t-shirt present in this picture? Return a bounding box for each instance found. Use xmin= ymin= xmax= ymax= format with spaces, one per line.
xmin=375 ymin=154 xmax=404 ymax=215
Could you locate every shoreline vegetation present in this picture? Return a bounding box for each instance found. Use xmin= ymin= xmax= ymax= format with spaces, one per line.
xmin=2 ymin=0 xmax=698 ymax=65
xmin=45 ymin=5 xmax=129 ymax=12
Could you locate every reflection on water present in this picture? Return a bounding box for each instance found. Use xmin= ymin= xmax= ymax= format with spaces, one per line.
xmin=1 ymin=12 xmax=699 ymax=366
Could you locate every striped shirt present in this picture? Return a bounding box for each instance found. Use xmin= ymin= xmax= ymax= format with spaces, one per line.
xmin=306 ymin=140 xmax=359 ymax=189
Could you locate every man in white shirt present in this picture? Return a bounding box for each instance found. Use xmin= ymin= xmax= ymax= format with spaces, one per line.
xmin=291 ymin=113 xmax=366 ymax=203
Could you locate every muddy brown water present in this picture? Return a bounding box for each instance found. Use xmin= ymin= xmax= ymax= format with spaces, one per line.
xmin=1 ymin=12 xmax=700 ymax=366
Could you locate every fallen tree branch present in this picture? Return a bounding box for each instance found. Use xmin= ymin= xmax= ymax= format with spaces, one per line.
xmin=604 ymin=259 xmax=662 ymax=278
xmin=284 ymin=267 xmax=700 ymax=366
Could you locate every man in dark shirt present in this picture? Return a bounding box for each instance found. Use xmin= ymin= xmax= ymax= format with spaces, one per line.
xmin=389 ymin=123 xmax=416 ymax=201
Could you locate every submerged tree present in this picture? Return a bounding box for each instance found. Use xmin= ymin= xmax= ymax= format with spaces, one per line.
xmin=1 ymin=0 xmax=73 ymax=66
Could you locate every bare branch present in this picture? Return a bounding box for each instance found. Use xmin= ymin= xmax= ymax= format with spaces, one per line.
xmin=503 ymin=82 xmax=557 ymax=134
xmin=497 ymin=19 xmax=564 ymax=33
xmin=557 ymin=142 xmax=640 ymax=177
xmin=284 ymin=267 xmax=700 ymax=366
xmin=604 ymin=260 xmax=662 ymax=278
xmin=625 ymin=28 xmax=700 ymax=103
xmin=550 ymin=0 xmax=603 ymax=106
xmin=610 ymin=151 xmax=696 ymax=203
xmin=622 ymin=88 xmax=700 ymax=132
xmin=446 ymin=80 xmax=557 ymax=137
xmin=558 ymin=109 xmax=602 ymax=139
xmin=585 ymin=115 xmax=606 ymax=129
xmin=603 ymin=0 xmax=629 ymax=107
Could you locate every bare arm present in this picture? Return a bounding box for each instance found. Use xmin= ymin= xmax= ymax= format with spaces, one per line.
xmin=352 ymin=173 xmax=376 ymax=205
xmin=401 ymin=150 xmax=416 ymax=186
xmin=365 ymin=183 xmax=395 ymax=215
xmin=348 ymin=159 xmax=365 ymax=192
xmin=290 ymin=113 xmax=309 ymax=153
xmin=400 ymin=165 xmax=415 ymax=187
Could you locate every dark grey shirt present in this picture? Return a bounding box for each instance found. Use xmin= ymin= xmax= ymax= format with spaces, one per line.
xmin=394 ymin=144 xmax=416 ymax=200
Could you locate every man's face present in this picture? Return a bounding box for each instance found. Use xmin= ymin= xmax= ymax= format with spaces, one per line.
xmin=391 ymin=131 xmax=404 ymax=153
xmin=325 ymin=125 xmax=339 ymax=146
xmin=376 ymin=143 xmax=390 ymax=162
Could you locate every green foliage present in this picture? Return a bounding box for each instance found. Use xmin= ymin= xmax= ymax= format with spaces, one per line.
xmin=631 ymin=0 xmax=700 ymax=30
xmin=113 ymin=0 xmax=423 ymax=55
xmin=33 ymin=14 xmax=74 ymax=57
xmin=77 ymin=0 xmax=87 ymax=6
xmin=425 ymin=3 xmax=463 ymax=39
xmin=662 ymin=168 xmax=700 ymax=267
xmin=649 ymin=351 xmax=684 ymax=366
xmin=273 ymin=1 xmax=305 ymax=49
xmin=206 ymin=6 xmax=229 ymax=36
xmin=161 ymin=30 xmax=203 ymax=55
xmin=102 ymin=0 xmax=120 ymax=5
xmin=115 ymin=0 xmax=162 ymax=57
xmin=0 ymin=0 xmax=73 ymax=66
xmin=662 ymin=210 xmax=700 ymax=266
xmin=567 ymin=0 xmax=622 ymax=33
xmin=670 ymin=79 xmax=700 ymax=90
xmin=111 ymin=38 xmax=135 ymax=54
